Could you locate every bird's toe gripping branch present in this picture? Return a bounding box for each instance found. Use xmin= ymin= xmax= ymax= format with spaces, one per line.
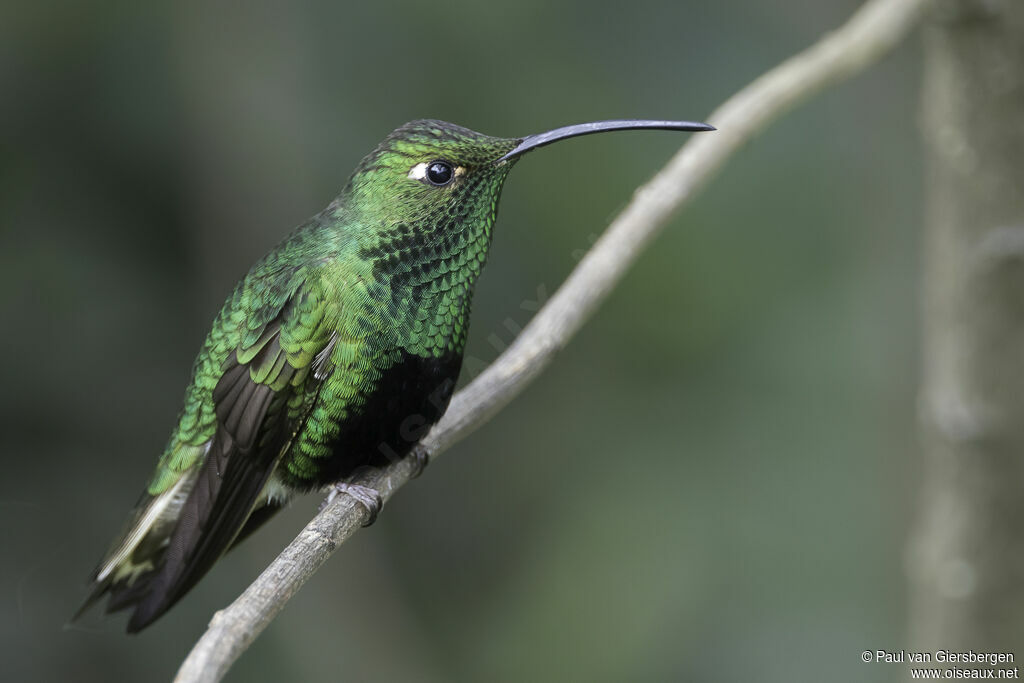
xmin=409 ymin=445 xmax=430 ymax=479
xmin=321 ymin=482 xmax=384 ymax=526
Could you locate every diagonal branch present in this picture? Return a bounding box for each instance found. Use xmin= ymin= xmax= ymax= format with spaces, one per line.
xmin=175 ymin=0 xmax=933 ymax=679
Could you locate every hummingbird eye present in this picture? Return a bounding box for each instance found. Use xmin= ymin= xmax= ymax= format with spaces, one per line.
xmin=425 ymin=161 xmax=454 ymax=186
xmin=407 ymin=160 xmax=461 ymax=187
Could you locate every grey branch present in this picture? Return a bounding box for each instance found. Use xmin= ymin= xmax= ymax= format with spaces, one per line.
xmin=910 ymin=0 xmax=1024 ymax=651
xmin=175 ymin=0 xmax=933 ymax=680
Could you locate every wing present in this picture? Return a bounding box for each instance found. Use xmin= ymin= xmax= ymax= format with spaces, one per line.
xmin=78 ymin=270 xmax=340 ymax=631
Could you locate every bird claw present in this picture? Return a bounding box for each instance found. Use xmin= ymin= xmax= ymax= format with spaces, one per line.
xmin=409 ymin=446 xmax=430 ymax=479
xmin=320 ymin=483 xmax=383 ymax=526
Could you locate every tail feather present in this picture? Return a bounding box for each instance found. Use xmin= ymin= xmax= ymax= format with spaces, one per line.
xmin=72 ymin=471 xmax=198 ymax=623
xmin=124 ymin=426 xmax=282 ymax=632
xmin=72 ymin=417 xmax=284 ymax=631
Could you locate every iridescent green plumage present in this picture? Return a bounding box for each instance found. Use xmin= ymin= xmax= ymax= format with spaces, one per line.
xmin=78 ymin=118 xmax=713 ymax=632
xmin=154 ymin=122 xmax=514 ymax=495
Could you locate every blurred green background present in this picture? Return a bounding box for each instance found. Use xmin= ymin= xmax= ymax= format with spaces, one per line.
xmin=0 ymin=1 xmax=922 ymax=681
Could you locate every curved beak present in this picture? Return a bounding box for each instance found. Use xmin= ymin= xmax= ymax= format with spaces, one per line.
xmin=496 ymin=119 xmax=715 ymax=164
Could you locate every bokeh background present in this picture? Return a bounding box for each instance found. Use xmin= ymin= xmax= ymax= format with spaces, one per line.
xmin=0 ymin=1 xmax=923 ymax=681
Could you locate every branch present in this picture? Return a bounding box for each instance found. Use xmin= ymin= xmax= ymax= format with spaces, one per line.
xmin=910 ymin=0 xmax=1024 ymax=650
xmin=175 ymin=0 xmax=933 ymax=679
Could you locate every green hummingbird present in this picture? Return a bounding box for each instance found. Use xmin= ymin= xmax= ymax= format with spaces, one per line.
xmin=76 ymin=118 xmax=713 ymax=632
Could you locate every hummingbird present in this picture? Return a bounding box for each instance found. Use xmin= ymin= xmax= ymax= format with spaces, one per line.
xmin=77 ymin=118 xmax=714 ymax=632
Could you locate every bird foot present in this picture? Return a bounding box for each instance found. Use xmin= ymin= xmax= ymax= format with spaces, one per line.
xmin=320 ymin=482 xmax=383 ymax=526
xmin=409 ymin=446 xmax=430 ymax=479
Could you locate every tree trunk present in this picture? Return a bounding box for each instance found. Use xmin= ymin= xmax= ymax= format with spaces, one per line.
xmin=912 ymin=0 xmax=1024 ymax=651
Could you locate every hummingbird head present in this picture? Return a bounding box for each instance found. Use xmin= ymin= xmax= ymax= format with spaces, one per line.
xmin=343 ymin=117 xmax=714 ymax=240
xmin=343 ymin=119 xmax=520 ymax=234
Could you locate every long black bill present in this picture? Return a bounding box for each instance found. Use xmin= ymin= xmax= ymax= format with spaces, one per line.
xmin=496 ymin=119 xmax=715 ymax=163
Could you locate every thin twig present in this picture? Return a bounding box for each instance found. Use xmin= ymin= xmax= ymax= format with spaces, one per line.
xmin=175 ymin=0 xmax=932 ymax=679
